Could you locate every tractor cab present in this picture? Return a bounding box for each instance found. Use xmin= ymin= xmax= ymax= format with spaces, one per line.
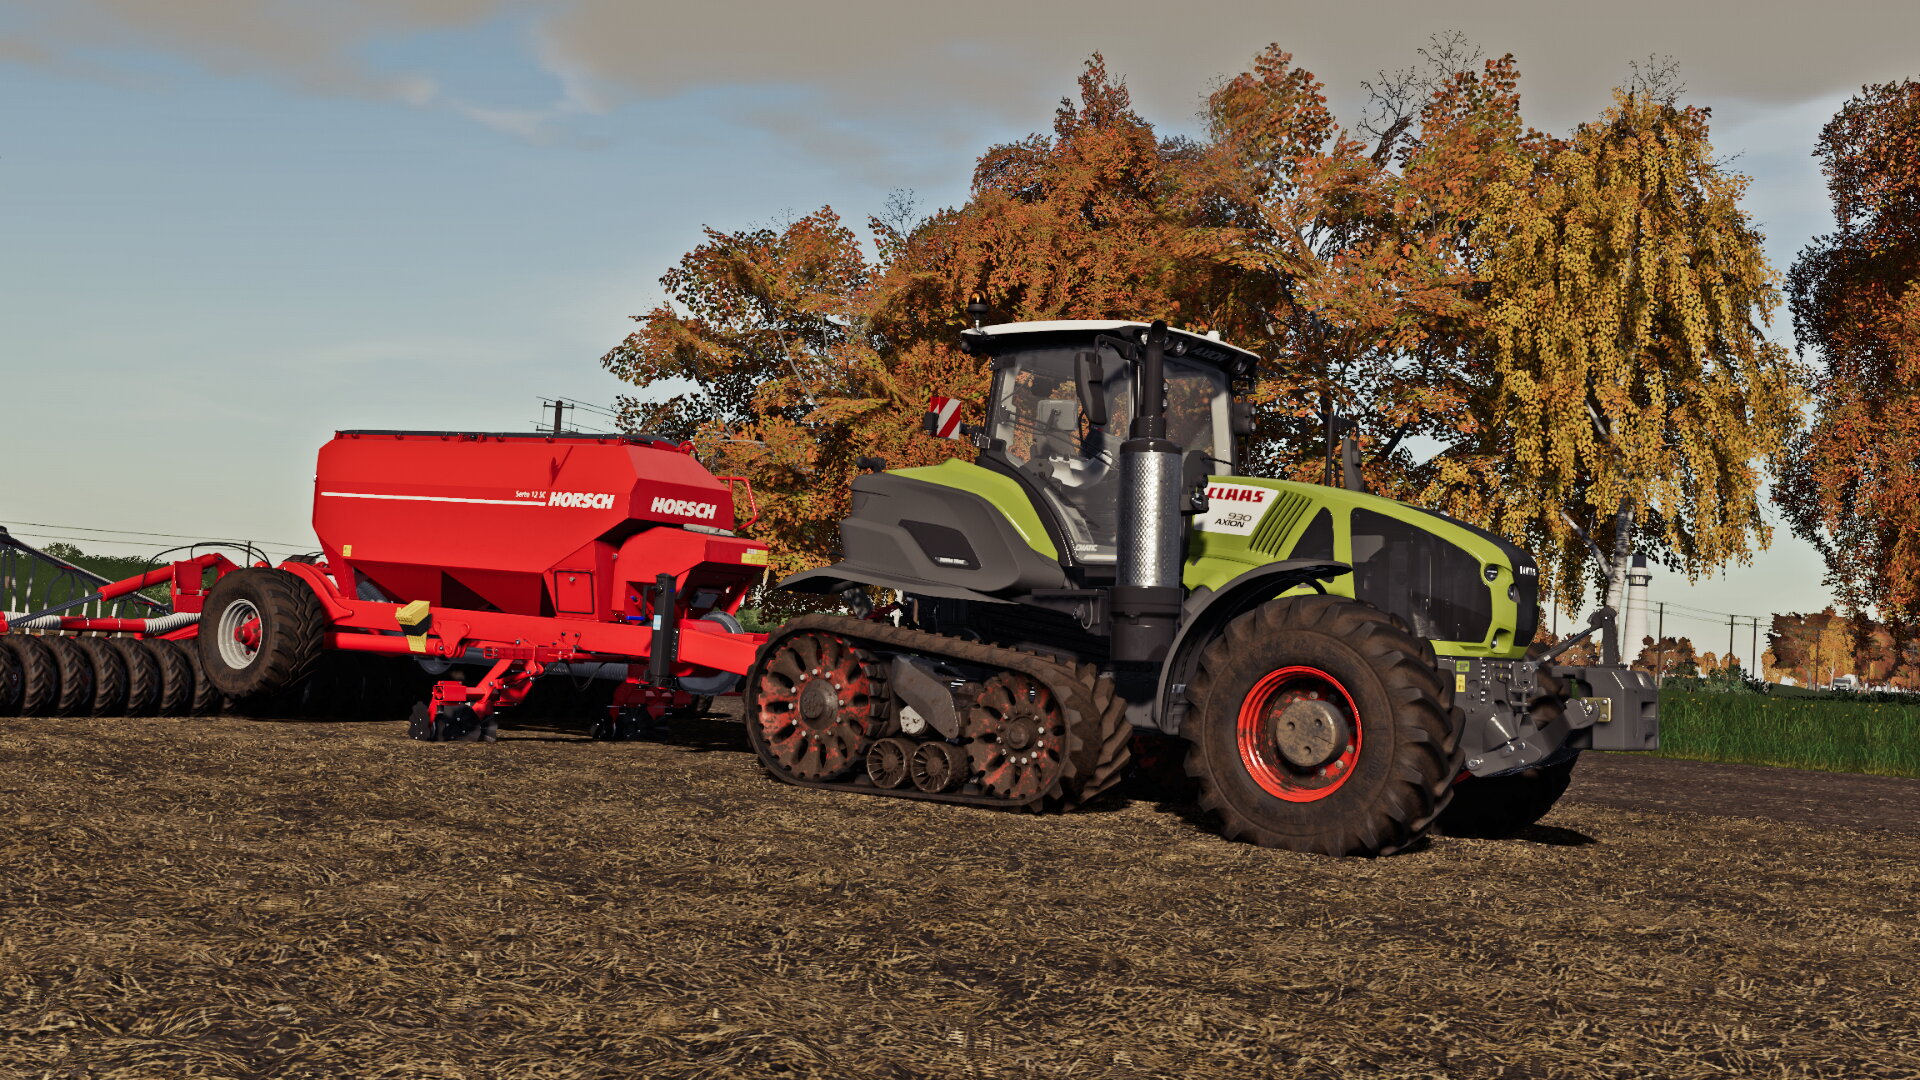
xmin=963 ymin=321 xmax=1256 ymax=566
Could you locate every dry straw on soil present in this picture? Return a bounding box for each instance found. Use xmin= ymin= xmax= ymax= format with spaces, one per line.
xmin=2 ymin=710 xmax=1917 ymax=1079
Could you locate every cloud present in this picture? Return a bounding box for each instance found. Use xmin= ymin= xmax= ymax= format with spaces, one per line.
xmin=0 ymin=0 xmax=502 ymax=112
xmin=535 ymin=0 xmax=1920 ymax=134
xmin=6 ymin=0 xmax=1918 ymax=148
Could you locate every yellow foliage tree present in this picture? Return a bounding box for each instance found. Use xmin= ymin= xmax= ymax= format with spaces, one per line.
xmin=1447 ymin=91 xmax=1806 ymax=605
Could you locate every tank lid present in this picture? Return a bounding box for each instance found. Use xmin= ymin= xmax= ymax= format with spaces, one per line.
xmin=333 ymin=429 xmax=690 ymax=451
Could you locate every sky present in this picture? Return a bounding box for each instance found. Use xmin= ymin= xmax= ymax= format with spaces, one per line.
xmin=4 ymin=0 xmax=1917 ymax=651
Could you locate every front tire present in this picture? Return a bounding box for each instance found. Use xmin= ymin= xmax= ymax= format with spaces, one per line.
xmin=1183 ymin=595 xmax=1463 ymax=856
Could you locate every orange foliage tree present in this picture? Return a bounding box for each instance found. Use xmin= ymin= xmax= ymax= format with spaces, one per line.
xmin=1779 ymin=79 xmax=1920 ymax=633
xmin=599 ymin=209 xmax=985 ymax=586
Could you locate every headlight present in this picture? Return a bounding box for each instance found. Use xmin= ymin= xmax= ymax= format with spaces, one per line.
xmin=1508 ymin=584 xmax=1518 ymax=601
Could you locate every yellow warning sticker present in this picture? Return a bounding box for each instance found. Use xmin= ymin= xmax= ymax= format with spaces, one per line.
xmin=1455 ymin=674 xmax=1467 ymax=693
xmin=342 ymin=544 xmax=353 ymax=557
xmin=741 ymin=549 xmax=769 ymax=566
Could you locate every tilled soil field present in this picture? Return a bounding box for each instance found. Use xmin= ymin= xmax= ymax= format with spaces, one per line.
xmin=2 ymin=709 xmax=1917 ymax=1080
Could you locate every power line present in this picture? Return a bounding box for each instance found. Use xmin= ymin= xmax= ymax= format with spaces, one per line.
xmin=3 ymin=520 xmax=310 ymax=549
xmin=5 ymin=528 xmax=312 ymax=559
xmin=555 ymin=396 xmax=621 ymax=419
xmin=534 ymin=397 xmax=621 ymax=436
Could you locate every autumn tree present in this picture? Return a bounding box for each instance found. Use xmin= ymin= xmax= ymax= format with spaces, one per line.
xmin=1202 ymin=40 xmax=1541 ymax=489
xmin=603 ymin=47 xmax=1804 ymax=610
xmin=1768 ymin=609 xmax=1920 ymax=687
xmin=1457 ymin=89 xmax=1804 ymax=607
xmin=909 ymin=55 xmax=1242 ymax=328
xmin=599 ymin=209 xmax=984 ymax=585
xmin=603 ymin=57 xmax=1232 ymax=586
xmin=1201 ymin=44 xmax=1801 ymax=608
xmin=1633 ymin=634 xmax=1697 ymax=676
xmin=1778 ymin=79 xmax=1920 ymax=634
xmin=1768 ymin=609 xmax=1859 ymax=687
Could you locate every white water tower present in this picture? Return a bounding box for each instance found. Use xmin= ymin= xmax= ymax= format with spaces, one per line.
xmin=1623 ymin=554 xmax=1651 ymax=663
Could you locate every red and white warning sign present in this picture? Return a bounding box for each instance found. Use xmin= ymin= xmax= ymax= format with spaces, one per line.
xmin=926 ymin=395 xmax=964 ymax=440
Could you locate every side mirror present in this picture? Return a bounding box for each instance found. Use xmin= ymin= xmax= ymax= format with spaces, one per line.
xmin=1180 ymin=450 xmax=1212 ymax=515
xmin=1230 ymin=401 xmax=1255 ymax=437
xmin=1074 ymin=350 xmax=1108 ymax=427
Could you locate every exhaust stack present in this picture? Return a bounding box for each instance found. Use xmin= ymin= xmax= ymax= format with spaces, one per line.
xmin=1111 ymin=320 xmax=1185 ymax=663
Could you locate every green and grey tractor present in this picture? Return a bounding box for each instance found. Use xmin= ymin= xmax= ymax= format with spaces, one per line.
xmin=744 ymin=319 xmax=1657 ymax=854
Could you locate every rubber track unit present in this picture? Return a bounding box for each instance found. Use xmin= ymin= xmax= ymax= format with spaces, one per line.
xmin=745 ymin=614 xmax=1130 ymax=812
xmin=1183 ymin=594 xmax=1465 ymax=856
xmin=2 ymin=636 xmax=60 ymax=716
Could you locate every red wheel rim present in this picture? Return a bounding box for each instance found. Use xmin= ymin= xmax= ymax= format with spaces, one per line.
xmin=1235 ymin=665 xmax=1361 ymax=803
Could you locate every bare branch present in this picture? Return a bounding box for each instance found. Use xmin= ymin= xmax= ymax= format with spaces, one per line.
xmin=1626 ymin=54 xmax=1686 ymax=106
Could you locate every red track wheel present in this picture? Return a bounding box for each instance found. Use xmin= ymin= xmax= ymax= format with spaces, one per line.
xmin=750 ymin=630 xmax=886 ymax=781
xmin=965 ymin=672 xmax=1069 ymax=803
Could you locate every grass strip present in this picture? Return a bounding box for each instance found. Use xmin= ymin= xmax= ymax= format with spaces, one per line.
xmin=1654 ymin=690 xmax=1920 ymax=778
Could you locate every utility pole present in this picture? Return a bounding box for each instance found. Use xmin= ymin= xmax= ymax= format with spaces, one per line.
xmin=1728 ymin=615 xmax=1737 ymax=671
xmin=548 ymin=399 xmax=573 ymax=435
xmin=1321 ymin=389 xmax=1335 ymax=487
xmin=1751 ymin=617 xmax=1761 ymax=680
xmin=1655 ymin=602 xmax=1665 ymax=685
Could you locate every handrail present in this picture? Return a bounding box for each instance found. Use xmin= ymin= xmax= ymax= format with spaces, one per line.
xmin=716 ymin=476 xmax=760 ymax=531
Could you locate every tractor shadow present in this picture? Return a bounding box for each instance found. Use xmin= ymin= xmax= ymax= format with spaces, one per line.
xmin=1506 ymin=823 xmax=1598 ymax=847
xmin=644 ymin=713 xmax=755 ymax=754
xmin=1113 ymin=767 xmax=1601 ymax=850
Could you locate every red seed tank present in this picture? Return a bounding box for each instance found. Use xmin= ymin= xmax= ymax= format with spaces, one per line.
xmin=313 ymin=430 xmax=741 ymax=618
